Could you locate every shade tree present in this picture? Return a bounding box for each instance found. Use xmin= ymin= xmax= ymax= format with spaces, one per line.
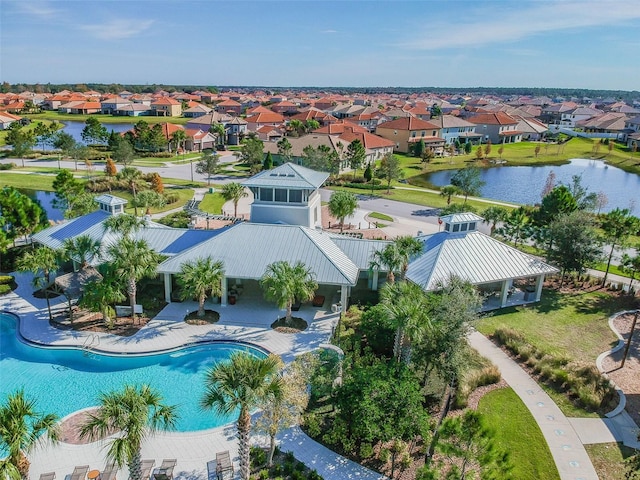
xmin=600 ymin=208 xmax=640 ymax=286
xmin=377 ymin=152 xmax=403 ymax=193
xmin=451 ymin=166 xmax=485 ymax=204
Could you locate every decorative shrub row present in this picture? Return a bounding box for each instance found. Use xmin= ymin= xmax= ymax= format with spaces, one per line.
xmin=0 ymin=275 xmax=15 ymax=284
xmin=492 ymin=328 xmax=615 ymax=412
xmin=454 ymin=364 xmax=502 ymax=408
xmin=0 ymin=163 xmax=16 ymax=171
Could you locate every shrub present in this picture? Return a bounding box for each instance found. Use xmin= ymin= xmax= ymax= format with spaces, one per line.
xmin=0 ymin=162 xmax=16 ymax=170
xmin=0 ymin=275 xmax=14 ymax=284
xmin=164 ymin=193 xmax=179 ymax=204
xmin=257 ymin=469 xmax=269 ymax=480
xmin=0 ymin=284 xmax=12 ymax=295
xmin=303 ymin=412 xmax=321 ymax=438
xmin=250 ymin=446 xmax=267 ymax=468
xmin=360 ymin=443 xmax=374 ymax=459
xmin=308 ymin=471 xmax=323 ymax=480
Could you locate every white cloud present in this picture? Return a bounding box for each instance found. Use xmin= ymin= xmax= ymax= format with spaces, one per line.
xmin=400 ymin=0 xmax=640 ymax=50
xmin=321 ymin=29 xmax=338 ymax=34
xmin=11 ymin=1 xmax=60 ymax=19
xmin=79 ymin=19 xmax=155 ymax=41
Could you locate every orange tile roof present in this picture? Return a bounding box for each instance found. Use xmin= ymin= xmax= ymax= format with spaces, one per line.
xmin=339 ymin=130 xmax=395 ymax=149
xmin=377 ymin=117 xmax=440 ymax=131
xmin=245 ymin=112 xmax=285 ymax=123
xmin=152 ymin=97 xmax=181 ymax=105
xmin=466 ymin=112 xmax=518 ymax=125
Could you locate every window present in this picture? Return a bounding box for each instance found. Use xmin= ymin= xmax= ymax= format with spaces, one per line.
xmin=432 ymin=130 xmax=436 ymax=136
xmin=411 ymin=132 xmax=416 ymax=137
xmin=394 ymin=130 xmax=398 ymax=135
xmin=444 ymin=223 xmax=451 ymax=232
xmin=469 ymin=222 xmax=476 ymax=231
xmin=421 ymin=131 xmax=425 ymax=136
xmin=289 ymin=189 xmax=302 ymax=203
xmin=260 ymin=188 xmax=273 ymax=201
xmin=274 ymin=189 xmax=287 ymax=202
xmin=452 ymin=224 xmax=460 ymax=232
xmin=460 ymin=223 xmax=468 ymax=232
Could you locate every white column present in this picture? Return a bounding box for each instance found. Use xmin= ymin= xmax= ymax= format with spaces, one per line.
xmin=220 ymin=275 xmax=228 ymax=306
xmin=340 ymin=286 xmax=349 ymax=310
xmin=164 ymin=273 xmax=172 ymax=303
xmin=535 ymin=275 xmax=544 ymax=301
xmin=372 ymin=270 xmax=379 ymax=291
xmin=499 ymin=279 xmax=510 ymax=307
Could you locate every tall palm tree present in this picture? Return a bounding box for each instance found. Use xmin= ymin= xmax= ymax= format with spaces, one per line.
xmin=370 ymin=243 xmax=403 ymax=284
xmin=328 ymin=191 xmax=358 ymax=233
xmin=221 ymin=182 xmax=248 ymax=218
xmin=16 ymin=246 xmax=60 ymax=321
xmin=177 ymin=257 xmax=225 ymax=316
xmin=80 ymin=385 xmax=177 ymax=480
xmin=79 ymin=265 xmax=126 ymax=329
xmin=209 ymin=123 xmax=226 ymax=148
xmin=116 ymin=168 xmax=146 ymax=216
xmin=381 ymin=281 xmax=430 ymax=362
xmin=170 ymin=129 xmax=187 ymax=155
xmin=260 ymin=261 xmax=318 ymax=324
xmin=63 ymin=234 xmax=102 ymax=269
xmin=439 ymin=185 xmax=459 ymax=205
xmin=481 ymin=206 xmax=508 ymax=236
xmin=132 ymin=190 xmax=166 ymax=216
xmin=0 ymin=389 xmax=60 ymax=480
xmin=201 ymin=353 xmax=282 ymax=480
xmin=107 ymin=238 xmax=161 ymax=320
xmin=394 ymin=235 xmax=423 ymax=280
xmin=102 ymin=213 xmax=147 ymax=238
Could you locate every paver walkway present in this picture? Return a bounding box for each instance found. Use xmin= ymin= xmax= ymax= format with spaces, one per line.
xmin=468 ymin=331 xmax=601 ymax=480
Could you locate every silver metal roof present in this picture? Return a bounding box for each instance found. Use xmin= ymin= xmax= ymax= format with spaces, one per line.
xmin=158 ymin=223 xmax=359 ymax=285
xmin=440 ymin=212 xmax=485 ymax=224
xmin=331 ymin=236 xmax=391 ymax=270
xmin=242 ymin=162 xmax=329 ymax=189
xmin=94 ymin=194 xmax=128 ymax=206
xmin=406 ymin=231 xmax=558 ymax=291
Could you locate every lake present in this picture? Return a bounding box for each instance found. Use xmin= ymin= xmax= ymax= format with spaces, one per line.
xmin=19 ymin=189 xmax=65 ymax=222
xmin=425 ymin=159 xmax=640 ymax=213
xmin=41 ymin=121 xmax=135 ymax=150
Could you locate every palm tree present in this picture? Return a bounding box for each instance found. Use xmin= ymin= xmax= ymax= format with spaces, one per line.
xmin=439 ymin=185 xmax=459 ymax=205
xmin=103 ymin=213 xmax=147 ymax=238
xmin=481 ymin=206 xmax=508 ymax=236
xmin=394 ymin=235 xmax=423 ymax=280
xmin=370 ymin=242 xmax=404 ymax=284
xmin=381 ymin=281 xmax=430 ymax=362
xmin=106 ymin=238 xmax=161 ymax=321
xmin=62 ymin=234 xmax=102 ymax=269
xmin=620 ymin=250 xmax=640 ymax=291
xmin=260 ymin=261 xmax=318 ymax=324
xmin=79 ymin=265 xmax=126 ymax=329
xmin=0 ymin=389 xmax=60 ymax=480
xmin=201 ymin=353 xmax=282 ymax=480
xmin=170 ymin=129 xmax=187 ymax=155
xmin=221 ymin=182 xmax=248 ymax=218
xmin=116 ymin=167 xmax=146 ymax=216
xmin=328 ymin=190 xmax=358 ymax=233
xmin=80 ymin=385 xmax=177 ymax=480
xmin=132 ymin=190 xmax=166 ymax=215
xmin=177 ymin=257 xmax=225 ymax=316
xmin=209 ymin=123 xmax=226 ymax=148
xmin=16 ymin=246 xmax=60 ymax=321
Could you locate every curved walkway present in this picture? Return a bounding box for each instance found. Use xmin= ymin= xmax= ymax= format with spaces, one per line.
xmin=468 ymin=330 xmax=640 ymax=480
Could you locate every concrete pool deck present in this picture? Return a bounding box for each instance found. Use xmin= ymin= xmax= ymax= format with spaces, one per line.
xmin=1 ymin=272 xmax=387 ymax=480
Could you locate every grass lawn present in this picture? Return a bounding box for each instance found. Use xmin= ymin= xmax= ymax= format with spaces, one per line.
xmin=368 ymin=211 xmax=393 ymax=222
xmin=328 ymin=185 xmax=516 ymax=212
xmin=584 ymin=443 xmax=637 ymax=480
xmin=117 ymin=187 xmax=193 ymax=215
xmin=476 ymin=289 xmax=634 ymax=363
xmin=24 ymin=112 xmax=189 ymax=125
xmin=198 ymin=192 xmax=225 ymax=214
xmin=478 ymin=387 xmax=559 ymax=480
xmin=0 ymin=172 xmax=56 ymax=191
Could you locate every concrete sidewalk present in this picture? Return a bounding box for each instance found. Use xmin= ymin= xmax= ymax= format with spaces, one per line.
xmin=468 ymin=331 xmax=600 ymax=480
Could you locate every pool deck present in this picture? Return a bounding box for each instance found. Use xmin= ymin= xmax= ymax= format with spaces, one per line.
xmin=1 ymin=272 xmax=387 ymax=480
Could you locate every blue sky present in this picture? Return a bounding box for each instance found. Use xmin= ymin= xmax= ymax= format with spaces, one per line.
xmin=2 ymin=0 xmax=639 ymax=90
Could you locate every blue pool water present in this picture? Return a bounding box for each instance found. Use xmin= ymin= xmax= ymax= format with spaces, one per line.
xmin=0 ymin=312 xmax=266 ymax=431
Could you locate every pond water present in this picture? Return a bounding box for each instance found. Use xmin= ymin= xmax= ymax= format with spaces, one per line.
xmin=425 ymin=159 xmax=640 ymax=212
xmin=41 ymin=121 xmax=135 ymax=150
xmin=18 ymin=189 xmax=65 ymax=222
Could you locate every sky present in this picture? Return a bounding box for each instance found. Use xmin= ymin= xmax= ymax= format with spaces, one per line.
xmin=2 ymin=0 xmax=639 ymax=91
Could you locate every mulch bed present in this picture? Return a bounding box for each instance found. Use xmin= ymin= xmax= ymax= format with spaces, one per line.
xmin=51 ymin=311 xmax=149 ymax=337
xmin=271 ymin=316 xmax=308 ymax=333
xmin=59 ymin=408 xmax=119 ymax=444
xmin=184 ymin=309 xmax=220 ymax=325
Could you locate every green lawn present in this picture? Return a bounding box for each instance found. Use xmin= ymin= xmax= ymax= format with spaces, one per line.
xmin=198 ymin=192 xmax=225 ymax=214
xmin=478 ymin=387 xmax=559 ymax=480
xmin=24 ymin=112 xmax=189 ymax=125
xmin=113 ymin=187 xmax=194 ymax=215
xmin=585 ymin=443 xmax=637 ymax=480
xmin=476 ymin=289 xmax=633 ymax=363
xmin=0 ymin=172 xmax=56 ymax=190
xmin=368 ymin=211 xmax=393 ymax=222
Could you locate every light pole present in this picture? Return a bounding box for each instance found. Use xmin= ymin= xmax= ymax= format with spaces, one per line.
xmin=190 ymin=156 xmax=194 ymax=182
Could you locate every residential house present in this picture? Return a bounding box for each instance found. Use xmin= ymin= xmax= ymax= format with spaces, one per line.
xmin=215 ymin=99 xmax=242 ymax=115
xmin=185 ymin=112 xmax=233 ymax=132
xmin=466 ymin=112 xmax=522 ymax=144
xmin=256 ymin=125 xmax=285 ymax=142
xmin=184 ymin=129 xmax=216 ymax=151
xmin=427 ymin=115 xmax=482 ymax=145
xmin=58 ymin=101 xmax=102 ymax=114
xmin=226 ymin=117 xmax=248 ymax=145
xmin=245 ymin=111 xmax=285 ymax=133
xmin=375 ymin=116 xmax=444 ymax=153
xmin=0 ymin=112 xmax=22 ymax=130
xmin=114 ymin=104 xmax=152 ymax=117
xmin=559 ymin=106 xmax=602 ymax=128
xmin=270 ymin=100 xmax=299 ymax=115
xmin=338 ymin=128 xmax=395 ymax=164
xmin=289 ymin=108 xmax=338 ymax=126
xmin=578 ymin=113 xmax=629 ymax=140
xmin=262 ymin=134 xmax=350 ymax=171
xmin=183 ymin=103 xmax=213 ymax=118
xmin=514 ymin=116 xmax=548 ymax=141
xmin=151 ymin=97 xmax=182 ymax=117
xmin=100 ymin=96 xmax=131 ymax=114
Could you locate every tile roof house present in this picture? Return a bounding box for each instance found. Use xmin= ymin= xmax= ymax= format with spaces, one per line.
xmin=151 ymin=97 xmax=182 ymax=117
xmin=466 ymin=112 xmax=523 ymax=144
xmin=182 ymin=103 xmax=213 ymax=118
xmin=262 ymin=134 xmax=351 ymax=172
xmin=427 ymin=115 xmax=482 ymax=145
xmin=245 ymin=112 xmax=286 ymax=132
xmin=215 ymin=99 xmax=242 ymax=115
xmin=100 ymin=96 xmax=131 ymax=114
xmin=375 ymin=117 xmax=444 ymax=153
xmin=0 ymin=112 xmax=22 ymax=130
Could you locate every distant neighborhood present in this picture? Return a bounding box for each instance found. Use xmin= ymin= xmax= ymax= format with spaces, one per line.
xmin=2 ymin=87 xmax=640 ymax=160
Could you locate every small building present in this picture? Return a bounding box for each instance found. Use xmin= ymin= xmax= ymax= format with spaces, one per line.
xmin=242 ymin=162 xmax=328 ymax=229
xmin=406 ymin=213 xmax=558 ymax=310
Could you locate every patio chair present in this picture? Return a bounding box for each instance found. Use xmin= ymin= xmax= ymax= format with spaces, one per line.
xmin=100 ymin=461 xmax=117 ymax=480
xmin=39 ymin=473 xmax=56 ymax=480
xmin=152 ymin=459 xmax=177 ymax=480
xmin=69 ymin=465 xmax=89 ymax=480
xmin=139 ymin=460 xmax=155 ymax=480
xmin=215 ymin=451 xmax=234 ymax=480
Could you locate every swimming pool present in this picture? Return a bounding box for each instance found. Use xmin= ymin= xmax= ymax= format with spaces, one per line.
xmin=0 ymin=312 xmax=267 ymax=432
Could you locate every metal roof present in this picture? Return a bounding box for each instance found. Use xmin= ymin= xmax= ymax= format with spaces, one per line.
xmin=331 ymin=236 xmax=391 ymax=270
xmin=94 ymin=194 xmax=128 ymax=206
xmin=440 ymin=212 xmax=484 ymax=224
xmin=242 ymin=162 xmax=329 ymax=189
xmin=158 ymin=223 xmax=359 ymax=285
xmin=406 ymin=231 xmax=558 ymax=291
